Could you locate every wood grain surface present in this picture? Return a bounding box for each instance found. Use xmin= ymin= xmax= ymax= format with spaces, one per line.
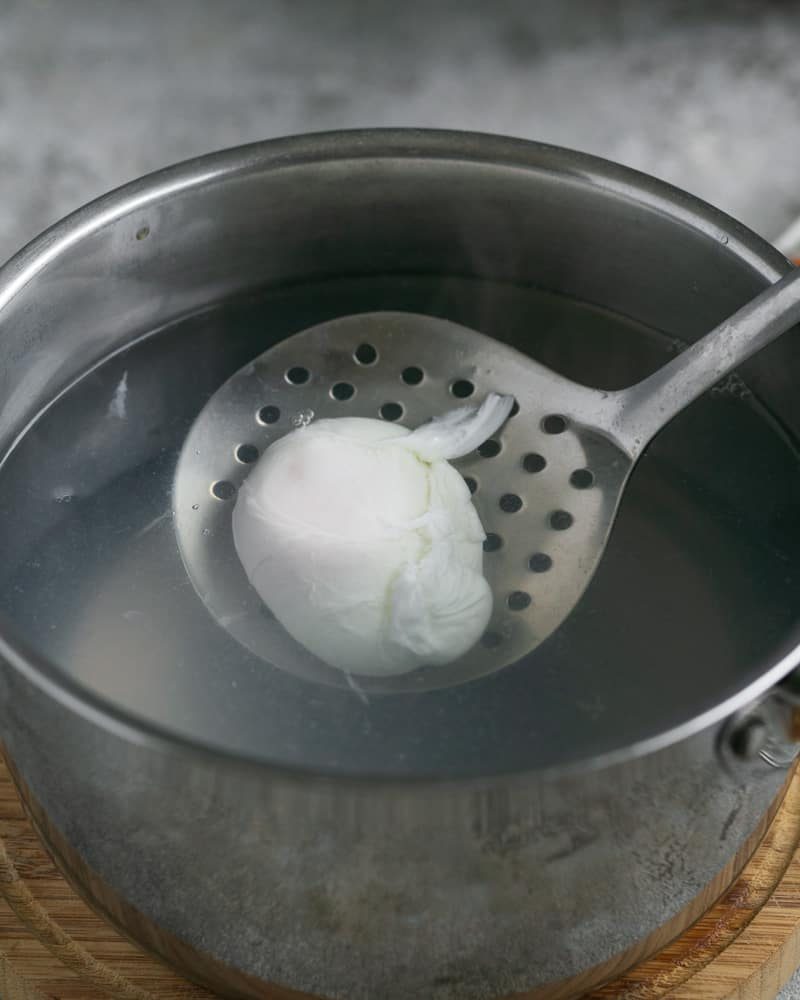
xmin=0 ymin=757 xmax=799 ymax=1000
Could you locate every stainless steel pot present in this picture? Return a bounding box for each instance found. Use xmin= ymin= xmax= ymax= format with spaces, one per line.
xmin=0 ymin=130 xmax=799 ymax=1000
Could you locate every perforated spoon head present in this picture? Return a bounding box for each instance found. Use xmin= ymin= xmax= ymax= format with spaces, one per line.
xmin=174 ymin=311 xmax=632 ymax=691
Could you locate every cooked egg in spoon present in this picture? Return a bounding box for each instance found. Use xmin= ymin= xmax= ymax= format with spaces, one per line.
xmin=232 ymin=394 xmax=514 ymax=676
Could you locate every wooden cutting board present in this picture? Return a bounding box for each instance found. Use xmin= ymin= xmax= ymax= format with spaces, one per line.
xmin=0 ymin=755 xmax=799 ymax=1000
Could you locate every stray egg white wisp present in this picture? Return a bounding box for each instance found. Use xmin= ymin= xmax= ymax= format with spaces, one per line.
xmin=232 ymin=393 xmax=514 ymax=677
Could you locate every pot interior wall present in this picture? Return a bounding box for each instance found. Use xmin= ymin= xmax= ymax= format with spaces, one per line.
xmin=0 ymin=265 xmax=799 ymax=776
xmin=0 ymin=142 xmax=799 ymax=776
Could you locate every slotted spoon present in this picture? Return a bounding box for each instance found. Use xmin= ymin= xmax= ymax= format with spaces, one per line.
xmin=174 ymin=268 xmax=800 ymax=691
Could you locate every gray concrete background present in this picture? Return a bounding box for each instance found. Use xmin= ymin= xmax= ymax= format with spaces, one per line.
xmin=1 ymin=0 xmax=800 ymax=995
xmin=3 ymin=0 xmax=800 ymax=263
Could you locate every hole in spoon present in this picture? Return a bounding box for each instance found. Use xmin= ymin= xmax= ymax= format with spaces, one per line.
xmin=507 ymin=591 xmax=532 ymax=611
xmin=523 ymin=453 xmax=547 ymax=473
xmin=402 ymin=366 xmax=424 ymax=385
xmin=550 ymin=510 xmax=574 ymax=530
xmin=570 ymin=468 xmax=594 ymax=489
xmin=257 ymin=405 xmax=280 ymax=425
xmin=542 ymin=414 xmax=568 ymax=434
xmin=464 ymin=476 xmax=478 ymax=494
xmin=478 ymin=440 xmax=501 ymax=458
xmin=286 ymin=366 xmax=310 ymax=385
xmin=354 ymin=343 xmax=378 ymax=365
xmin=211 ymin=481 xmax=236 ymax=501
xmin=331 ymin=382 xmax=355 ymax=401
xmin=483 ymin=533 xmax=503 ymax=552
xmin=380 ymin=402 xmax=404 ymax=421
xmin=235 ymin=444 xmax=259 ymax=464
xmin=499 ymin=493 xmax=523 ymax=513
xmin=451 ymin=379 xmax=475 ymax=398
xmin=529 ymin=552 xmax=553 ymax=573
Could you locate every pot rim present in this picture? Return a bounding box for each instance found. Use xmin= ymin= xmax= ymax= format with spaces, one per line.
xmin=0 ymin=127 xmax=796 ymax=785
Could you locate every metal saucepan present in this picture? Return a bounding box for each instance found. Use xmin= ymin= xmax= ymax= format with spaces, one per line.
xmin=0 ymin=130 xmax=799 ymax=999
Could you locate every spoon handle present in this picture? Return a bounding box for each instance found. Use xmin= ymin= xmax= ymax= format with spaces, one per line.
xmin=611 ymin=266 xmax=800 ymax=456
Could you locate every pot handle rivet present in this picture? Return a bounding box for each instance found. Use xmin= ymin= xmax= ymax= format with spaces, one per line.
xmin=728 ymin=716 xmax=769 ymax=761
xmin=720 ymin=687 xmax=800 ymax=771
